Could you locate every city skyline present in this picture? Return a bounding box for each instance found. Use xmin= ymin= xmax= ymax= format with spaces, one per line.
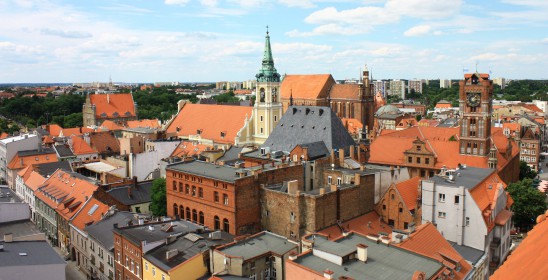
xmin=0 ymin=0 xmax=547 ymax=83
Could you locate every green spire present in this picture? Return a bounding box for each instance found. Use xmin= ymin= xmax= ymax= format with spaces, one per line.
xmin=256 ymin=26 xmax=280 ymax=83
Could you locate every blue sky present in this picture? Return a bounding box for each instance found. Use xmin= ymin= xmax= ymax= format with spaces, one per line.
xmin=0 ymin=0 xmax=546 ymax=83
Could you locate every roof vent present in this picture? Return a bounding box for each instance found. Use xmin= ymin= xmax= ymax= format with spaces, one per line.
xmin=165 ymin=249 xmax=179 ymax=260
xmin=292 ymin=108 xmax=297 ymax=114
xmin=306 ymin=108 xmax=310 ymax=115
xmin=319 ymin=109 xmax=324 ymax=116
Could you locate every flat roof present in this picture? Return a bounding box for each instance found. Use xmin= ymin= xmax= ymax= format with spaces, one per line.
xmin=84 ymin=161 xmax=118 ymax=173
xmin=293 ymin=234 xmax=442 ymax=280
xmin=0 ymin=134 xmax=37 ymax=144
xmin=0 ymin=220 xmax=42 ymax=241
xmin=429 ymin=166 xmax=494 ymax=189
xmin=114 ymin=220 xmax=201 ymax=246
xmin=0 ymin=241 xmax=65 ymax=267
xmin=167 ymin=161 xmax=243 ymax=183
xmin=218 ymin=232 xmax=297 ymax=261
xmin=0 ymin=186 xmax=21 ymax=203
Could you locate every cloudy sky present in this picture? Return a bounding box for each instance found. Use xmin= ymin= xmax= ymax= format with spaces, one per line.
xmin=0 ymin=0 xmax=546 ymax=83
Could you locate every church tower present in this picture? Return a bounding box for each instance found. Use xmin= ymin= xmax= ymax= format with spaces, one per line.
xmin=359 ymin=65 xmax=375 ymax=140
xmin=459 ymin=72 xmax=493 ymax=156
xmin=252 ymin=27 xmax=282 ymax=145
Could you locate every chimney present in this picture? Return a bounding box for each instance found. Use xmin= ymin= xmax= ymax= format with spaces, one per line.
xmin=138 ymin=218 xmax=144 ymax=225
xmin=324 ymin=270 xmax=334 ymax=280
xmin=289 ymin=252 xmax=298 ymax=261
xmin=133 ymin=176 xmax=138 ymax=188
xmin=319 ymin=187 xmax=325 ymax=195
xmin=330 ymin=150 xmax=335 ymax=165
xmin=107 ymin=94 xmax=110 ymax=104
xmin=287 ymin=180 xmax=299 ymax=195
xmin=127 ymin=186 xmax=133 ymax=199
xmin=356 ymin=244 xmax=368 ymax=262
xmin=338 ymin=149 xmax=345 ymax=166
xmin=349 ymin=145 xmax=355 ymax=159
xmin=4 ymin=233 xmax=13 ymax=243
xmin=165 ymin=249 xmax=179 ymax=260
xmin=330 ymin=184 xmax=338 ymax=192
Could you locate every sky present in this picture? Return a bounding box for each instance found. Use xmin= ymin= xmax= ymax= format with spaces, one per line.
xmin=0 ymin=0 xmax=546 ymax=83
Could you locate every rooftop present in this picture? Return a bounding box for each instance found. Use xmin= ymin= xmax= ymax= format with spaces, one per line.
xmin=0 ymin=241 xmax=65 ymax=267
xmin=0 ymin=220 xmax=42 ymax=241
xmin=217 ymin=231 xmax=298 ymax=261
xmin=0 ymin=186 xmax=21 ymax=203
xmin=85 ymin=211 xmax=144 ymax=250
xmin=114 ymin=220 xmax=201 ymax=247
xmin=429 ymin=167 xmax=495 ymax=190
xmin=0 ymin=133 xmax=38 ymax=145
xmin=167 ymin=160 xmax=244 ymax=183
xmin=106 ymin=181 xmax=153 ymax=205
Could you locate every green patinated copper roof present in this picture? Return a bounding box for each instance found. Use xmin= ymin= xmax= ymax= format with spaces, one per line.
xmin=256 ymin=28 xmax=280 ymax=83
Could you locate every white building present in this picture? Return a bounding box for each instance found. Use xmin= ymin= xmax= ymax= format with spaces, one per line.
xmin=388 ymin=79 xmax=406 ymax=99
xmin=421 ymin=166 xmax=513 ymax=277
xmin=493 ymin=77 xmax=506 ymax=89
xmin=15 ymin=170 xmax=46 ymax=222
xmin=532 ymin=100 xmax=548 ymax=115
xmin=440 ymin=79 xmax=452 ymax=88
xmin=0 ymin=133 xmax=40 ymax=186
xmin=373 ymin=80 xmax=387 ymax=96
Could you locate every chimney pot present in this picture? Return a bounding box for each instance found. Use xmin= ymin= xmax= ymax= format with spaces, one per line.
xmin=357 ymin=243 xmax=368 ymax=262
xmin=324 ymin=270 xmax=335 ymax=279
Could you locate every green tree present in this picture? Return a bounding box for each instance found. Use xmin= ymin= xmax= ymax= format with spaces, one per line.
xmin=519 ymin=160 xmax=537 ymax=180
xmin=507 ymin=178 xmax=547 ymax=230
xmin=63 ymin=113 xmax=83 ymax=128
xmin=150 ymin=178 xmax=167 ymax=217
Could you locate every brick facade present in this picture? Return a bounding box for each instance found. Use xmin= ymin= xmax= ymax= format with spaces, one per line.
xmin=114 ymin=230 xmax=142 ymax=280
xmin=375 ymin=184 xmax=421 ymax=230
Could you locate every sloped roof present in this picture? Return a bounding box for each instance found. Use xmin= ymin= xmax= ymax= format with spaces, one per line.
xmin=88 ymin=132 xmax=120 ymax=154
xmin=170 ymin=141 xmax=211 ymax=158
xmin=127 ymin=119 xmax=160 ymax=129
xmin=7 ymin=149 xmax=57 ymax=170
xmin=54 ymin=144 xmax=75 ymax=158
xmin=89 ymin=93 xmax=136 ymax=118
xmin=70 ymin=136 xmax=96 ymax=155
xmin=280 ymin=74 xmax=335 ymax=99
xmin=329 ymin=84 xmax=359 ymax=99
xmin=106 ymin=181 xmax=153 ymax=205
xmin=60 ymin=127 xmax=94 ymax=137
xmin=521 ymin=104 xmax=543 ymax=113
xmin=46 ymin=124 xmax=63 ymax=137
xmin=295 ymin=141 xmax=330 ymax=160
xmin=395 ymin=176 xmax=421 ymax=211
xmin=340 ymin=118 xmax=362 ymax=135
xmin=99 ymin=120 xmax=124 ymax=131
xmin=166 ymin=103 xmax=252 ymax=144
xmin=0 ymin=132 xmax=8 ymax=140
xmin=71 ymin=197 xmax=109 ymax=231
xmin=464 ymin=73 xmax=489 ymax=79
xmin=491 ymin=211 xmax=548 ymax=280
xmin=502 ymin=122 xmax=520 ymax=133
xmin=261 ymin=106 xmax=355 ymax=153
xmin=24 ymin=171 xmax=47 ymax=192
xmin=396 ymin=223 xmax=472 ymax=280
xmin=319 ymin=211 xmax=390 ymax=240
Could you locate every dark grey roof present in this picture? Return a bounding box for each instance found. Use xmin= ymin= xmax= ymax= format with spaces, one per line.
xmin=218 ymin=231 xmax=297 ymax=261
xmin=145 ymin=231 xmax=234 ymax=273
xmin=85 ymin=211 xmax=142 ymax=251
xmin=449 ymin=242 xmax=485 ymax=265
xmin=167 ymin=161 xmax=242 ymax=183
xmin=261 ymin=106 xmax=355 ymax=153
xmin=0 ymin=186 xmax=21 ymax=203
xmin=295 ymin=234 xmax=441 ymax=280
xmin=438 ymin=117 xmax=459 ymax=127
xmin=17 ymin=148 xmax=55 ymax=157
xmin=217 ymin=146 xmax=244 ymax=163
xmin=33 ymin=127 xmax=50 ymax=137
xmin=0 ymin=241 xmax=65 ymax=267
xmin=297 ymin=141 xmax=329 ymax=160
xmin=106 ymin=181 xmax=153 ymax=205
xmin=0 ymin=220 xmax=42 ymax=241
xmin=53 ymin=144 xmax=75 ymax=158
xmin=32 ymin=161 xmax=72 ymax=177
xmin=114 ymin=220 xmax=201 ymax=246
xmin=429 ymin=167 xmax=495 ymax=189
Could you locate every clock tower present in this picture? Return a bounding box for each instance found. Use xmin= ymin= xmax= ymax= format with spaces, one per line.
xmin=252 ymin=27 xmax=282 ymax=145
xmin=459 ymin=73 xmax=493 ymax=156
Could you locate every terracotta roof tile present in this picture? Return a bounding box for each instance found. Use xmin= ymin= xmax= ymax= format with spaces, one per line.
xmin=24 ymin=171 xmax=47 ymax=192
xmin=126 ymin=119 xmax=160 ymax=129
xmin=340 ymin=118 xmax=362 ymax=135
xmin=329 ymin=84 xmax=359 ymax=99
xmin=70 ymin=136 xmax=96 ymax=155
xmin=166 ymin=103 xmax=252 ymax=144
xmin=42 ymin=135 xmax=55 ymax=144
xmin=0 ymin=132 xmax=8 ymax=140
xmin=60 ymin=127 xmax=94 ymax=137
xmin=170 ymin=141 xmax=211 ymax=157
xmin=435 ymin=103 xmax=452 ymax=108
xmin=494 ymin=209 xmax=512 ymax=226
xmin=7 ymin=151 xmax=58 ymax=170
xmin=319 ymin=211 xmax=390 ymax=240
xmin=491 ymin=211 xmax=548 ymax=280
xmin=396 ymin=223 xmax=472 ymax=280
xmin=280 ymin=74 xmax=335 ymax=99
xmin=464 ymin=73 xmax=489 ymax=79
xmin=521 ymin=104 xmax=543 ymax=113
xmin=70 ymin=198 xmax=108 ymax=231
xmin=88 ymin=132 xmax=120 ymax=154
xmin=99 ymin=120 xmax=124 ymax=131
xmin=395 ymin=176 xmax=421 ymax=211
xmin=46 ymin=124 xmax=63 ymax=137
xmin=89 ymin=93 xmax=136 ymax=118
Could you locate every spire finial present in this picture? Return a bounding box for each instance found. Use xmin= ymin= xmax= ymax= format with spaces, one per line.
xmin=266 ymin=25 xmax=269 ymax=35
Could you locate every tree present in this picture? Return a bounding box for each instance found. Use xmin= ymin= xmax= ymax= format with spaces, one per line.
xmin=519 ymin=160 xmax=537 ymax=180
xmin=63 ymin=113 xmax=83 ymax=128
xmin=150 ymin=178 xmax=167 ymax=217
xmin=507 ymin=178 xmax=547 ymax=230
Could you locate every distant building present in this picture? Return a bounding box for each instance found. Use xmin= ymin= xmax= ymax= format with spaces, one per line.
xmin=375 ymin=176 xmax=422 ymax=231
xmin=440 ymin=79 xmax=452 ymax=88
xmin=372 ymin=80 xmax=387 ymax=96
xmin=493 ymin=77 xmax=506 ymax=89
xmin=82 ymin=93 xmax=137 ymax=127
xmin=388 ymin=79 xmax=406 ymax=99
xmin=0 ymin=133 xmax=41 ymax=185
xmin=408 ymin=79 xmax=423 ymax=94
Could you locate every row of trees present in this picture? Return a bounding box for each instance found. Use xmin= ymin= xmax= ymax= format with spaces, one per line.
xmin=510 ymin=162 xmax=547 ymax=231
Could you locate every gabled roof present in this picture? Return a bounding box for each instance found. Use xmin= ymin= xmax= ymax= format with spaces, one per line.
xmin=106 ymin=181 xmax=153 ymax=205
xmin=340 ymin=118 xmax=362 ymax=136
xmin=46 ymin=124 xmax=63 ymax=137
xmin=396 ymin=223 xmax=472 ymax=280
xmin=126 ymin=119 xmax=160 ymax=129
xmin=491 ymin=211 xmax=548 ymax=280
xmin=7 ymin=149 xmax=58 ymax=170
xmin=70 ymin=197 xmax=109 ymax=231
xmin=99 ymin=120 xmax=124 ymax=131
xmin=70 ymin=136 xmax=96 ymax=155
xmin=319 ymin=211 xmax=390 ymax=240
xmin=395 ymin=176 xmax=421 ymax=211
xmin=294 ymin=141 xmax=330 ymax=160
xmin=88 ymin=132 xmax=120 ymax=154
xmin=329 ymin=84 xmax=359 ymax=100
xmin=60 ymin=127 xmax=94 ymax=137
xmin=280 ymin=74 xmax=335 ymax=99
xmin=170 ymin=141 xmax=211 ymax=158
xmin=261 ymin=106 xmax=356 ymax=153
xmin=521 ymin=103 xmax=543 ymax=113
xmin=53 ymin=144 xmax=75 ymax=158
xmin=24 ymin=171 xmax=47 ymax=192
xmin=89 ymin=93 xmax=136 ymax=118
xmin=165 ymin=103 xmax=252 ymax=144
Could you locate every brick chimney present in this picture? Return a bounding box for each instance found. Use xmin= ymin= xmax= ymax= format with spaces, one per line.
xmin=349 ymin=145 xmax=355 ymax=160
xmin=287 ymin=180 xmax=299 ymax=195
xmin=338 ymin=149 xmax=345 ymax=166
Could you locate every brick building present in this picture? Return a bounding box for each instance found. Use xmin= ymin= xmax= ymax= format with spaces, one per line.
xmin=519 ymin=127 xmax=541 ymax=172
xmin=375 ymin=176 xmax=422 ymax=230
xmin=166 ymin=160 xmax=303 ymax=235
xmin=83 ymin=93 xmax=137 ymax=127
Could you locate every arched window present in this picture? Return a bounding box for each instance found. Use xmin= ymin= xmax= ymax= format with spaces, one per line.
xmin=260 ymin=88 xmax=265 ymax=102
xmin=192 ymin=209 xmax=197 ymax=222
xmin=199 ymin=211 xmax=204 ymax=225
xmin=214 ymin=216 xmax=220 ymax=230
xmin=173 ymin=203 xmax=178 ymax=217
xmin=186 ymin=208 xmax=190 ymax=221
xmin=223 ymin=218 xmax=230 ymax=233
xmin=179 ymin=205 xmax=184 ymax=219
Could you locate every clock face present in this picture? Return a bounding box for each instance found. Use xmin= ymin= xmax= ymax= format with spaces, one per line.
xmin=466 ymin=92 xmax=480 ymax=107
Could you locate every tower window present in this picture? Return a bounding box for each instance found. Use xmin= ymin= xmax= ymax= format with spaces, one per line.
xmin=260 ymin=116 xmax=263 ymax=122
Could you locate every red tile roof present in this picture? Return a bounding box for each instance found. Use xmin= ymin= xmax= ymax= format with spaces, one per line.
xmin=90 ymin=93 xmax=136 ymax=118
xmin=521 ymin=104 xmax=543 ymax=113
xmin=60 ymin=127 xmax=94 ymax=137
xmin=46 ymin=124 xmax=63 ymax=137
xmin=340 ymin=118 xmax=362 ymax=136
xmin=88 ymin=132 xmax=120 ymax=154
xmin=24 ymin=171 xmax=47 ymax=192
xmin=70 ymin=136 xmax=96 ymax=155
xmin=99 ymin=120 xmax=124 ymax=131
xmin=170 ymin=141 xmax=211 ymax=157
xmin=491 ymin=211 xmax=548 ymax=280
xmin=0 ymin=132 xmax=8 ymax=140
xmin=166 ymin=103 xmax=252 ymax=144
xmin=280 ymin=74 xmax=335 ymax=99
xmin=329 ymin=84 xmax=359 ymax=99
xmin=126 ymin=119 xmax=160 ymax=129
xmin=395 ymin=223 xmax=472 ymax=280
xmin=70 ymin=197 xmax=108 ymax=231
xmin=464 ymin=73 xmax=489 ymax=79
xmin=7 ymin=151 xmax=58 ymax=170
xmin=395 ymin=176 xmax=421 ymax=211
xmin=319 ymin=211 xmax=391 ymax=240
xmin=435 ymin=103 xmax=452 ymax=108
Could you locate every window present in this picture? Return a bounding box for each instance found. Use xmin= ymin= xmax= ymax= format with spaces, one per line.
xmin=172 ymin=181 xmax=176 ymax=191
xmin=136 ymin=264 xmax=139 ymax=276
xmin=438 ymin=212 xmax=446 ymax=218
xmin=391 ymin=193 xmax=395 ymax=200
xmin=223 ymin=194 xmax=229 ymax=205
xmin=192 ymin=186 xmax=196 ymax=196
xmin=214 ymin=216 xmax=220 ymax=230
xmin=249 ymin=273 xmax=256 ymax=280
xmin=416 ymin=145 xmax=421 ymax=151
xmin=425 ymin=158 xmax=430 ymax=164
xmin=186 ymin=208 xmax=190 ymax=220
xmin=466 ymin=217 xmax=470 ymax=226
xmin=290 ymin=212 xmax=295 ymax=223
xmin=198 ymin=187 xmax=203 ymax=198
xmin=399 ymin=207 xmax=403 ymax=213
xmin=199 ymin=211 xmax=204 ymax=225
xmin=337 ymin=177 xmax=342 ymax=185
xmin=260 ymin=116 xmax=263 ymax=122
xmin=382 ymin=204 xmax=386 ymax=210
xmin=454 ymin=195 xmax=460 ymax=204
xmin=162 ymin=274 xmax=166 ymax=280
xmin=327 ymin=176 xmax=332 ymax=184
xmin=145 ymin=262 xmax=148 ymax=271
xmin=416 ymin=157 xmax=421 ymax=164
xmin=185 ymin=185 xmax=190 ymax=194
xmin=152 ymin=267 xmax=156 ymax=276
xmin=223 ymin=218 xmax=230 ymax=232
xmin=438 ymin=193 xmax=445 ymax=202
xmin=214 ymin=191 xmax=219 ymax=203
xmin=274 ymin=115 xmax=277 ymax=122
xmin=408 ymin=156 xmax=412 ymax=163
xmin=192 ymin=209 xmax=197 ymax=222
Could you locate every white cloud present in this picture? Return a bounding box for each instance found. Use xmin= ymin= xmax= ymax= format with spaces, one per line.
xmin=278 ymin=0 xmax=316 ymax=8
xmin=200 ymin=0 xmax=218 ymax=7
xmin=385 ymin=0 xmax=462 ymax=20
xmin=305 ymin=6 xmax=397 ymax=26
xmin=164 ymin=0 xmax=190 ymax=6
xmin=404 ymin=25 xmax=432 ymax=37
xmin=287 ymin=24 xmax=371 ymax=37
xmin=40 ymin=28 xmax=92 ymax=39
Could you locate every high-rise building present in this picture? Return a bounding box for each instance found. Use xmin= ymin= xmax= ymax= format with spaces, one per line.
xmin=408 ymin=79 xmax=423 ymax=94
xmin=373 ymin=80 xmax=387 ymax=96
xmin=493 ymin=77 xmax=506 ymax=89
xmin=388 ymin=79 xmax=406 ymax=99
xmin=440 ymin=79 xmax=452 ymax=88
